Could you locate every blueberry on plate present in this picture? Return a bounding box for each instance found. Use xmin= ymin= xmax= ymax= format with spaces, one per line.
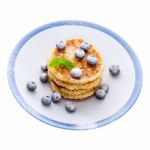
xmin=95 ymin=89 xmax=106 ymax=100
xmin=51 ymin=92 xmax=62 ymax=103
xmin=80 ymin=42 xmax=90 ymax=52
xmin=41 ymin=64 xmax=48 ymax=72
xmin=56 ymin=41 xmax=66 ymax=50
xmin=109 ymin=65 xmax=120 ymax=76
xmin=75 ymin=49 xmax=85 ymax=59
xmin=65 ymin=102 xmax=76 ymax=113
xmin=41 ymin=96 xmax=51 ymax=106
xmin=101 ymin=83 xmax=109 ymax=93
xmin=87 ymin=55 xmax=97 ymax=65
xmin=70 ymin=68 xmax=82 ymax=78
xmin=40 ymin=72 xmax=48 ymax=83
xmin=26 ymin=81 xmax=37 ymax=91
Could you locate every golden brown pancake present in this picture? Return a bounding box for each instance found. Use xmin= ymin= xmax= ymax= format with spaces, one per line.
xmin=49 ymin=72 xmax=101 ymax=90
xmin=47 ymin=39 xmax=104 ymax=100
xmin=48 ymin=39 xmax=103 ymax=84
xmin=50 ymin=80 xmax=96 ymax=100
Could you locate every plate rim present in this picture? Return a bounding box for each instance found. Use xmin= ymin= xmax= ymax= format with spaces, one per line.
xmin=7 ymin=20 xmax=143 ymax=130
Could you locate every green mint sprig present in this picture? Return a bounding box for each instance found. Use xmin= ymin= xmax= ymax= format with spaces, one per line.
xmin=49 ymin=57 xmax=76 ymax=70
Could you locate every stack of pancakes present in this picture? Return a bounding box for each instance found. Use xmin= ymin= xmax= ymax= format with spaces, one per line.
xmin=48 ymin=39 xmax=104 ymax=100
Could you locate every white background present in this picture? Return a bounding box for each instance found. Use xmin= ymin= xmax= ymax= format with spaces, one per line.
xmin=0 ymin=0 xmax=149 ymax=149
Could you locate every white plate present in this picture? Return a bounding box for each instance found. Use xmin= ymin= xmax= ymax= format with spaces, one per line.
xmin=8 ymin=20 xmax=142 ymax=130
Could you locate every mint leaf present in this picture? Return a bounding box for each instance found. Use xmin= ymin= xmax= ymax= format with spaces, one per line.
xmin=49 ymin=57 xmax=76 ymax=69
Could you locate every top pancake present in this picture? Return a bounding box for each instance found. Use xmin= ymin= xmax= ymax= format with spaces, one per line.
xmin=48 ymin=39 xmax=104 ymax=84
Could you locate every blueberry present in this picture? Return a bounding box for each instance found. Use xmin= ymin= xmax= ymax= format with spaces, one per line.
xmin=40 ymin=72 xmax=48 ymax=83
xmin=26 ymin=81 xmax=37 ymax=91
xmin=80 ymin=42 xmax=90 ymax=52
xmin=56 ymin=41 xmax=66 ymax=50
xmin=87 ymin=55 xmax=97 ymax=65
xmin=75 ymin=49 xmax=85 ymax=59
xmin=41 ymin=64 xmax=48 ymax=72
xmin=70 ymin=68 xmax=82 ymax=78
xmin=101 ymin=83 xmax=109 ymax=93
xmin=109 ymin=65 xmax=120 ymax=76
xmin=41 ymin=96 xmax=51 ymax=106
xmin=95 ymin=89 xmax=106 ymax=100
xmin=65 ymin=102 xmax=76 ymax=113
xmin=51 ymin=92 xmax=61 ymax=103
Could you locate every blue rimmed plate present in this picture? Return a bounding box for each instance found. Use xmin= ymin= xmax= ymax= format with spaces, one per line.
xmin=7 ymin=20 xmax=142 ymax=130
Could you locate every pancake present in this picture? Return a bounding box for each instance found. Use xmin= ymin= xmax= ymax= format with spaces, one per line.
xmin=47 ymin=38 xmax=104 ymax=100
xmin=50 ymin=81 xmax=96 ymax=100
xmin=49 ymin=72 xmax=101 ymax=90
xmin=48 ymin=39 xmax=103 ymax=84
xmin=50 ymin=79 xmax=100 ymax=95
